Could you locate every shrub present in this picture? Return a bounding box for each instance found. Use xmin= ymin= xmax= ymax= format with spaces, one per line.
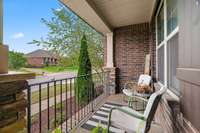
xmin=91 ymin=125 xmax=108 ymax=133
xmin=76 ymin=35 xmax=94 ymax=104
xmin=8 ymin=51 xmax=27 ymax=70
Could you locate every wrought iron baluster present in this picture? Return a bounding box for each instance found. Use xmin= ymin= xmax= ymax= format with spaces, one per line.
xmin=47 ymin=83 xmax=50 ymax=130
xmin=54 ymin=81 xmax=57 ymax=128
xmin=39 ymin=84 xmax=42 ymax=133
xmin=60 ymin=80 xmax=63 ymax=131
xmin=65 ymin=79 xmax=68 ymax=132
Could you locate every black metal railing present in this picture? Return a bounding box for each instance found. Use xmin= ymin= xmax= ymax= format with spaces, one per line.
xmin=27 ymin=71 xmax=109 ymax=133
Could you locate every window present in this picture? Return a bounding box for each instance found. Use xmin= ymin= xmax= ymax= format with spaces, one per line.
xmin=157 ymin=4 xmax=164 ymax=44
xmin=167 ymin=34 xmax=179 ymax=94
xmin=158 ymin=46 xmax=165 ymax=84
xmin=156 ymin=0 xmax=179 ymax=95
xmin=167 ymin=0 xmax=178 ymax=35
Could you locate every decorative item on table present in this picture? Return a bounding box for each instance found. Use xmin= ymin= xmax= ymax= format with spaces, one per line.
xmin=136 ymin=84 xmax=152 ymax=93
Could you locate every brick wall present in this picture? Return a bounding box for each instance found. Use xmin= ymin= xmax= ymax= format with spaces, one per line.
xmin=114 ymin=23 xmax=150 ymax=91
xmin=27 ymin=57 xmax=44 ymax=68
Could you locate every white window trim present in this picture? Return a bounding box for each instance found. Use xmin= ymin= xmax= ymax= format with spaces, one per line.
xmin=158 ymin=82 xmax=180 ymax=100
xmin=156 ymin=0 xmax=179 ymax=96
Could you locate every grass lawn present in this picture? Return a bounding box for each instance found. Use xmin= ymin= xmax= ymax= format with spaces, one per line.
xmin=42 ymin=66 xmax=78 ymax=73
xmin=31 ymin=83 xmax=74 ymax=104
xmin=20 ymin=66 xmax=78 ymax=75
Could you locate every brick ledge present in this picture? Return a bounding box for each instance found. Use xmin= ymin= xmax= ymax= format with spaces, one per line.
xmin=0 ymin=71 xmax=35 ymax=83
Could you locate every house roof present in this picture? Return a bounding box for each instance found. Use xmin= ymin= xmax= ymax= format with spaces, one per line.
xmin=25 ymin=49 xmax=58 ymax=59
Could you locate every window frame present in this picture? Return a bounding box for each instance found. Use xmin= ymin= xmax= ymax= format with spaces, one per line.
xmin=156 ymin=0 xmax=179 ymax=95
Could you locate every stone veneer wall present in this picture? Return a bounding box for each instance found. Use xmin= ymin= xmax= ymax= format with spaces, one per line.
xmin=114 ymin=23 xmax=150 ymax=91
xmin=0 ymin=80 xmax=28 ymax=132
xmin=103 ymin=67 xmax=116 ymax=94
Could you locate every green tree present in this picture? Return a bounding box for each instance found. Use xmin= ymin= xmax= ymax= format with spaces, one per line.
xmin=8 ymin=51 xmax=27 ymax=70
xmin=29 ymin=6 xmax=103 ymax=73
xmin=77 ymin=35 xmax=93 ymax=103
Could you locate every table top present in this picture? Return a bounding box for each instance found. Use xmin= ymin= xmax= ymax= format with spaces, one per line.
xmin=133 ymin=91 xmax=152 ymax=97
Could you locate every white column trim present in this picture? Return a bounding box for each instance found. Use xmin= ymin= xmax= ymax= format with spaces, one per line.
xmin=106 ymin=32 xmax=114 ymax=67
xmin=164 ymin=0 xmax=167 ymax=87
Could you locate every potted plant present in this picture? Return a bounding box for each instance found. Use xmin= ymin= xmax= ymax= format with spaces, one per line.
xmin=91 ymin=125 xmax=108 ymax=133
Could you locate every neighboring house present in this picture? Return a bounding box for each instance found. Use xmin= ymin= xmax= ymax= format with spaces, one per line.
xmin=25 ymin=49 xmax=58 ymax=67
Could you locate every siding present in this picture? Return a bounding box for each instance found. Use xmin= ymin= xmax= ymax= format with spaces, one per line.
xmin=177 ymin=0 xmax=200 ymax=131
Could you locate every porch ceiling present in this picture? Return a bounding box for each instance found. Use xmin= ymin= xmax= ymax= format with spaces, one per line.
xmin=61 ymin=0 xmax=156 ymax=34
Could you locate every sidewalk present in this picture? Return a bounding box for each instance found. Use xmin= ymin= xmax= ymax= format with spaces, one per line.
xmin=31 ymin=91 xmax=74 ymax=116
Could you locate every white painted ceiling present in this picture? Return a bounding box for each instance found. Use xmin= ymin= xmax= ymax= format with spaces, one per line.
xmin=91 ymin=0 xmax=155 ymax=28
xmin=62 ymin=0 xmax=155 ymax=34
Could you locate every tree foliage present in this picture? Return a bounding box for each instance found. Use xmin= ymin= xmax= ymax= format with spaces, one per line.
xmin=77 ymin=35 xmax=93 ymax=103
xmin=8 ymin=51 xmax=27 ymax=70
xmin=29 ymin=6 xmax=103 ymax=72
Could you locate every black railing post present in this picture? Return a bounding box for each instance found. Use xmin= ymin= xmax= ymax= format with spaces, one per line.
xmin=65 ymin=79 xmax=68 ymax=132
xmin=39 ymin=84 xmax=42 ymax=133
xmin=60 ymin=80 xmax=63 ymax=131
xmin=47 ymin=83 xmax=50 ymax=130
xmin=26 ymin=71 xmax=108 ymax=133
xmin=91 ymin=81 xmax=94 ymax=112
xmin=77 ymin=77 xmax=79 ymax=123
xmin=70 ymin=79 xmax=72 ymax=130
xmin=74 ymin=78 xmax=76 ymax=125
xmin=54 ymin=81 xmax=57 ymax=128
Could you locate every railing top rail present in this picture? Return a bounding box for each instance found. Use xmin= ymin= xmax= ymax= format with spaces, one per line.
xmin=28 ymin=71 xmax=110 ymax=87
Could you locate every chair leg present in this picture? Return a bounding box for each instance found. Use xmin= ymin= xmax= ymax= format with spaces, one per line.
xmin=128 ymin=97 xmax=133 ymax=108
xmin=107 ymin=108 xmax=114 ymax=133
xmin=123 ymin=94 xmax=127 ymax=102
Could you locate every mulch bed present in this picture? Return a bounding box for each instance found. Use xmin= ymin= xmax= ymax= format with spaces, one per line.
xmin=30 ymin=96 xmax=96 ymax=133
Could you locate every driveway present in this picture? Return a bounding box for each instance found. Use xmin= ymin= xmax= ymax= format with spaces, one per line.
xmin=28 ymin=72 xmax=77 ymax=92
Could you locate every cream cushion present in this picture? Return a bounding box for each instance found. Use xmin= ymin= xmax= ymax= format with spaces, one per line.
xmin=111 ymin=106 xmax=146 ymax=133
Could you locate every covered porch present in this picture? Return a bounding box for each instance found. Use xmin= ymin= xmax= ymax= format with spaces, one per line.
xmin=60 ymin=0 xmax=200 ymax=132
xmin=75 ymin=93 xmax=164 ymax=133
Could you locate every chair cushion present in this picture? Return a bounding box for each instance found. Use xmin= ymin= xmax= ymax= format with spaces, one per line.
xmin=120 ymin=106 xmax=144 ymax=118
xmin=138 ymin=74 xmax=151 ymax=86
xmin=123 ymin=89 xmax=133 ymax=96
xmin=111 ymin=107 xmax=146 ymax=133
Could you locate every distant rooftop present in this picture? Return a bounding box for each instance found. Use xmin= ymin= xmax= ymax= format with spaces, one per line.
xmin=25 ymin=49 xmax=58 ymax=59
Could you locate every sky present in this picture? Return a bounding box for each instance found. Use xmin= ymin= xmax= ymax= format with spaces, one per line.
xmin=3 ymin=0 xmax=62 ymax=54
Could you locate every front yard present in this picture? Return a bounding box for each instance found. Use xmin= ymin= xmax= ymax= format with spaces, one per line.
xmin=42 ymin=66 xmax=78 ymax=73
xmin=19 ymin=66 xmax=78 ymax=75
xmin=31 ymin=83 xmax=73 ymax=104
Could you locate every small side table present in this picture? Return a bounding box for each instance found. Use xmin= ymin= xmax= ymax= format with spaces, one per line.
xmin=129 ymin=91 xmax=152 ymax=111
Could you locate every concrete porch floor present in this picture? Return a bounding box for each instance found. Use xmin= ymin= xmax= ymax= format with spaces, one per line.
xmin=73 ymin=94 xmax=164 ymax=133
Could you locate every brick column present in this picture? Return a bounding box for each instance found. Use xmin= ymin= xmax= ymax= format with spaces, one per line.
xmin=0 ymin=73 xmax=35 ymax=132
